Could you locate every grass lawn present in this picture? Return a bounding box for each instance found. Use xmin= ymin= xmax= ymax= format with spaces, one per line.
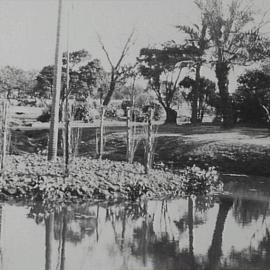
xmin=11 ymin=122 xmax=270 ymax=177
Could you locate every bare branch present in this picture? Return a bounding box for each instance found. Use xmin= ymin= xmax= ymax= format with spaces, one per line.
xmin=96 ymin=33 xmax=114 ymax=69
xmin=115 ymin=30 xmax=135 ymax=70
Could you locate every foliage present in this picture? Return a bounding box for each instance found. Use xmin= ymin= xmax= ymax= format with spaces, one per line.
xmin=138 ymin=42 xmax=195 ymax=123
xmin=37 ymin=107 xmax=51 ymax=122
xmin=37 ymin=104 xmax=62 ymax=123
xmin=233 ymin=69 xmax=270 ymax=124
xmin=196 ymin=0 xmax=270 ymax=127
xmin=73 ymin=103 xmax=99 ymax=123
xmin=0 ymin=154 xmax=224 ymax=203
xmin=35 ymin=50 xmax=106 ymax=101
xmin=34 ymin=65 xmax=54 ymax=98
xmin=180 ymin=76 xmax=217 ymax=121
xmin=181 ymin=165 xmax=222 ymax=196
xmin=176 ymin=17 xmax=210 ymax=123
xmin=0 ymin=66 xmax=37 ymax=99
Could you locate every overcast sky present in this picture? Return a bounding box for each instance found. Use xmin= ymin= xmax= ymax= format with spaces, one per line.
xmin=0 ymin=0 xmax=269 ymax=90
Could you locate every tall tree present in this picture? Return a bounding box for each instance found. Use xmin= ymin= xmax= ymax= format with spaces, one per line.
xmin=35 ymin=65 xmax=55 ymax=98
xmin=48 ymin=0 xmax=64 ymax=161
xmin=138 ymin=43 xmax=195 ymax=124
xmin=234 ymin=69 xmax=270 ymax=124
xmin=177 ymin=16 xmax=209 ymax=123
xmin=97 ymin=31 xmax=135 ymax=107
xmin=0 ymin=66 xmax=36 ymax=99
xmin=35 ymin=52 xmax=105 ymax=101
xmin=180 ymin=76 xmax=217 ymax=122
xmin=197 ymin=0 xmax=270 ymax=128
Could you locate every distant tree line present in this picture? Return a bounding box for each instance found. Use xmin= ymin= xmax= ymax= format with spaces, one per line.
xmin=1 ymin=0 xmax=270 ymax=128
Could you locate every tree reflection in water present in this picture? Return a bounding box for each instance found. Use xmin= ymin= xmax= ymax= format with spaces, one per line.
xmin=24 ymin=192 xmax=270 ymax=270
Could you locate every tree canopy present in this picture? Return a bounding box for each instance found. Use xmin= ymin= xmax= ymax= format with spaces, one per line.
xmin=138 ymin=43 xmax=196 ymax=123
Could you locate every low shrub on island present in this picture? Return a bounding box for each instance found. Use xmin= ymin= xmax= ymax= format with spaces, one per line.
xmin=0 ymin=154 xmax=223 ymax=203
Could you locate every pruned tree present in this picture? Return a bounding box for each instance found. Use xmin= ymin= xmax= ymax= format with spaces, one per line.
xmin=196 ymin=0 xmax=270 ymax=128
xmin=176 ymin=16 xmax=210 ymax=123
xmin=97 ymin=31 xmax=135 ymax=107
xmin=138 ymin=43 xmax=195 ymax=124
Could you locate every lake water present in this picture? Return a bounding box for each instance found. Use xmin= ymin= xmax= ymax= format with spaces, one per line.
xmin=0 ymin=176 xmax=270 ymax=270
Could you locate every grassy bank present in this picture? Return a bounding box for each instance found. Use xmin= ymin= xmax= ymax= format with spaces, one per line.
xmin=11 ymin=124 xmax=270 ymax=176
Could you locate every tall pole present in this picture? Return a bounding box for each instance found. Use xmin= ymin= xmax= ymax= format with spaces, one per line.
xmin=48 ymin=0 xmax=63 ymax=161
xmin=64 ymin=5 xmax=71 ymax=174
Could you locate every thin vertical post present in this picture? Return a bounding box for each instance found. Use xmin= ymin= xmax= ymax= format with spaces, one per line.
xmin=95 ymin=128 xmax=99 ymax=157
xmin=1 ymin=101 xmax=8 ymax=171
xmin=64 ymin=31 xmax=71 ymax=175
xmin=99 ymin=106 xmax=105 ymax=160
xmin=48 ymin=0 xmax=63 ymax=161
xmin=126 ymin=107 xmax=131 ymax=162
xmin=145 ymin=108 xmax=153 ymax=174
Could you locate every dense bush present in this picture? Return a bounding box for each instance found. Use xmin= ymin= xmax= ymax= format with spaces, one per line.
xmin=181 ymin=165 xmax=223 ymax=196
xmin=233 ymin=70 xmax=270 ymax=125
xmin=37 ymin=106 xmax=51 ymax=122
xmin=73 ymin=103 xmax=99 ymax=123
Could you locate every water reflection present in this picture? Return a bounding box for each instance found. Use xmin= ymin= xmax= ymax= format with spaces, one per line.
xmin=0 ymin=180 xmax=270 ymax=269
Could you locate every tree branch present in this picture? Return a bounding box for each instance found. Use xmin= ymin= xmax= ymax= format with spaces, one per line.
xmin=97 ymin=33 xmax=114 ymax=69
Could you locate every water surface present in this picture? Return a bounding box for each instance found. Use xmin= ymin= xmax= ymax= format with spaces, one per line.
xmin=0 ymin=177 xmax=270 ymax=270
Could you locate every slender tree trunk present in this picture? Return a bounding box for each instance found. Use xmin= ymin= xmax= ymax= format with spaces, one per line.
xmin=165 ymin=107 xmax=177 ymax=124
xmin=208 ymin=197 xmax=233 ymax=269
xmin=48 ymin=0 xmax=63 ymax=161
xmin=103 ymin=78 xmax=115 ymax=106
xmin=215 ymin=62 xmax=234 ymax=128
xmin=99 ymin=107 xmax=105 ymax=160
xmin=1 ymin=101 xmax=8 ymax=171
xmin=145 ymin=108 xmax=153 ymax=174
xmin=126 ymin=107 xmax=132 ymax=163
xmin=64 ymin=47 xmax=71 ymax=175
xmin=191 ymin=64 xmax=201 ymax=124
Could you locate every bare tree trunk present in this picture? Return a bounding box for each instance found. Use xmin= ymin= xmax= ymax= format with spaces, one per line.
xmin=191 ymin=64 xmax=201 ymax=124
xmin=145 ymin=108 xmax=153 ymax=174
xmin=1 ymin=101 xmax=8 ymax=171
xmin=99 ymin=107 xmax=105 ymax=160
xmin=95 ymin=128 xmax=99 ymax=157
xmin=215 ymin=62 xmax=234 ymax=128
xmin=48 ymin=0 xmax=63 ymax=161
xmin=126 ymin=107 xmax=132 ymax=163
xmin=165 ymin=107 xmax=177 ymax=124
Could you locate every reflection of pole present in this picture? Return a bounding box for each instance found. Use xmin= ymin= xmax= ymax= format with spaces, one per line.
xmin=48 ymin=0 xmax=63 ymax=161
xmin=60 ymin=209 xmax=67 ymax=270
xmin=45 ymin=213 xmax=54 ymax=270
xmin=0 ymin=206 xmax=3 ymax=268
xmin=96 ymin=205 xmax=99 ymax=242
xmin=208 ymin=198 xmax=233 ymax=269
xmin=188 ymin=196 xmax=194 ymax=256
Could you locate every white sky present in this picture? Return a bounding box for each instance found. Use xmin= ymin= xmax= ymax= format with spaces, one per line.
xmin=0 ymin=0 xmax=269 ymax=90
